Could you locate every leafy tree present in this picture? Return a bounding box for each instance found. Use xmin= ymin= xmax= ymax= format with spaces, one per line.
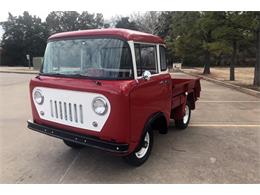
xmin=46 ymin=11 xmax=80 ymax=34
xmin=209 ymin=12 xmax=246 ymax=80
xmin=242 ymin=12 xmax=260 ymax=87
xmin=115 ymin=17 xmax=138 ymax=30
xmin=155 ymin=12 xmax=177 ymax=65
xmin=255 ymin=14 xmax=260 ymax=86
xmin=157 ymin=11 xmax=175 ymax=38
xmin=77 ymin=12 xmax=104 ymax=30
xmin=226 ymin=12 xmax=244 ymax=80
xmin=163 ymin=11 xmax=252 ymax=77
xmin=1 ymin=12 xmax=48 ymax=66
xmin=46 ymin=11 xmax=105 ymax=34
xmin=165 ymin=12 xmax=204 ymax=67
xmin=1 ymin=11 xmax=105 ymax=66
xmin=197 ymin=12 xmax=227 ymax=74
xmin=220 ymin=11 xmax=260 ymax=85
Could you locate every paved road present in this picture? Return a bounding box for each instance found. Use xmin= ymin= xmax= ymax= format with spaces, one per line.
xmin=0 ymin=73 xmax=259 ymax=183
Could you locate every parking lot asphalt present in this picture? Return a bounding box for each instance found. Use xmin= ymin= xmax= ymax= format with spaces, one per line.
xmin=0 ymin=73 xmax=259 ymax=184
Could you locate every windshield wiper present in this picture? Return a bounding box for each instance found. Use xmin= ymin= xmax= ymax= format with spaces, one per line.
xmin=69 ymin=73 xmax=89 ymax=78
xmin=39 ymin=72 xmax=65 ymax=76
xmin=40 ymin=72 xmax=89 ymax=78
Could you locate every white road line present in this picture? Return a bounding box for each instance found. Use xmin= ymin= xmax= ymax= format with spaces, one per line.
xmin=190 ymin=124 xmax=260 ymax=127
xmin=58 ymin=150 xmax=81 ymax=183
xmin=199 ymin=101 xmax=260 ymax=103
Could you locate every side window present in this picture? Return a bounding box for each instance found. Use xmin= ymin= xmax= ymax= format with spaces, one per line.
xmin=160 ymin=46 xmax=167 ymax=71
xmin=135 ymin=44 xmax=158 ymax=76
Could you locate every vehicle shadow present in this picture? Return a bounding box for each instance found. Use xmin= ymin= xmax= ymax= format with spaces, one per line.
xmin=58 ymin=125 xmax=190 ymax=183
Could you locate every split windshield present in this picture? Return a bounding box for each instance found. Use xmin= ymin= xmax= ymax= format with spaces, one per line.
xmin=42 ymin=38 xmax=133 ymax=79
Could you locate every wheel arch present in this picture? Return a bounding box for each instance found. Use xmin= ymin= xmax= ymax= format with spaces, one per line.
xmin=187 ymin=92 xmax=195 ymax=110
xmin=144 ymin=112 xmax=168 ymax=135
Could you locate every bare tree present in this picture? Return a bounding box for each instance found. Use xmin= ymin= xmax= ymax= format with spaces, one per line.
xmin=130 ymin=12 xmax=161 ymax=34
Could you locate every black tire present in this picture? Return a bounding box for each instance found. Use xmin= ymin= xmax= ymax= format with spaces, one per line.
xmin=175 ymin=101 xmax=191 ymax=130
xmin=124 ymin=128 xmax=153 ymax=166
xmin=63 ymin=140 xmax=85 ymax=149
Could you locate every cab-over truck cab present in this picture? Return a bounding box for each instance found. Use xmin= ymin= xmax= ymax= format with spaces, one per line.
xmin=27 ymin=28 xmax=201 ymax=166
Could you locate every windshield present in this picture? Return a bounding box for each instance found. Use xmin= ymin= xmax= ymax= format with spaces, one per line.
xmin=42 ymin=38 xmax=133 ymax=79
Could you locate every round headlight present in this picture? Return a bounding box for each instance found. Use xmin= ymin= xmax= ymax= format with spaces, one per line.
xmin=34 ymin=90 xmax=44 ymax=105
xmin=92 ymin=97 xmax=108 ymax=115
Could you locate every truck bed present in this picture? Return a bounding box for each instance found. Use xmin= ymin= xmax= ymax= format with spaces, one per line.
xmin=171 ymin=75 xmax=201 ymax=110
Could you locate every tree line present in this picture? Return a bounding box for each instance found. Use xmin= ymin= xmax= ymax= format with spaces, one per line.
xmin=0 ymin=11 xmax=259 ymax=86
xmin=0 ymin=11 xmax=105 ymax=66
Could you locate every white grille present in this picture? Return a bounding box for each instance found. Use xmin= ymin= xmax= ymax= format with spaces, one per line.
xmin=32 ymin=87 xmax=111 ymax=132
xmin=49 ymin=100 xmax=84 ymax=124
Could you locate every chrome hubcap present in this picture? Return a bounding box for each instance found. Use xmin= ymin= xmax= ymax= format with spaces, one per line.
xmin=135 ymin=132 xmax=150 ymax=159
xmin=183 ymin=105 xmax=190 ymax=124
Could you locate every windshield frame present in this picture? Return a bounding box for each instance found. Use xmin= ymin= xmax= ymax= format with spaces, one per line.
xmin=40 ymin=36 xmax=134 ymax=81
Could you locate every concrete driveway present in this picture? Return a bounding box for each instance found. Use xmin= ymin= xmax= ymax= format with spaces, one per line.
xmin=0 ymin=73 xmax=259 ymax=183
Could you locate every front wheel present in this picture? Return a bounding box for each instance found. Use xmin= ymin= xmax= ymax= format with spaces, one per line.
xmin=124 ymin=129 xmax=153 ymax=166
xmin=175 ymin=101 xmax=191 ymax=130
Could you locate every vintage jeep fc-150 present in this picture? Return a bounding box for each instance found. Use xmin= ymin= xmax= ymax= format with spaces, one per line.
xmin=27 ymin=28 xmax=201 ymax=166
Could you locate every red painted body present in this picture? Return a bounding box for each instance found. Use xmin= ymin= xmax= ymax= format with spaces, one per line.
xmin=29 ymin=29 xmax=201 ymax=155
xmin=30 ymin=74 xmax=200 ymax=154
xmin=49 ymin=28 xmax=164 ymax=44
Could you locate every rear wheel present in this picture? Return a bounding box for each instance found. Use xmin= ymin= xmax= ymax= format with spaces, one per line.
xmin=124 ymin=129 xmax=153 ymax=166
xmin=63 ymin=140 xmax=85 ymax=149
xmin=175 ymin=101 xmax=191 ymax=130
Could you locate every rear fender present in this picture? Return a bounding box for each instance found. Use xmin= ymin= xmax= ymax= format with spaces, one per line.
xmin=172 ymin=95 xmax=187 ymax=120
xmin=187 ymin=92 xmax=195 ymax=110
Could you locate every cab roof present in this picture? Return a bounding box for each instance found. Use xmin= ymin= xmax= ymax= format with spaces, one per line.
xmin=48 ymin=28 xmax=164 ymax=44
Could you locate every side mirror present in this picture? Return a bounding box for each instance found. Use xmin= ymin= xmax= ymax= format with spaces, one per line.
xmin=142 ymin=70 xmax=152 ymax=81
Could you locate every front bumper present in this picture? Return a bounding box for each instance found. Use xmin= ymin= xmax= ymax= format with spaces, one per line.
xmin=27 ymin=120 xmax=129 ymax=154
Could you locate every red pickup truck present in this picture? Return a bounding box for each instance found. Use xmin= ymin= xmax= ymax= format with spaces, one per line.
xmin=27 ymin=29 xmax=201 ymax=166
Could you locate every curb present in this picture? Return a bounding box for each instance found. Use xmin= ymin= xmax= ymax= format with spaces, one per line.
xmin=0 ymin=70 xmax=38 ymax=75
xmin=181 ymin=70 xmax=260 ymax=98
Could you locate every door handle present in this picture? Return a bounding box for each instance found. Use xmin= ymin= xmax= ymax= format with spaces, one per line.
xmin=159 ymin=80 xmax=170 ymax=85
xmin=159 ymin=80 xmax=164 ymax=85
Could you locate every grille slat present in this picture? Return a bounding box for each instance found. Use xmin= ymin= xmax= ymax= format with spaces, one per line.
xmin=74 ymin=104 xmax=78 ymax=123
xmin=54 ymin=101 xmax=58 ymax=118
xmin=79 ymin=104 xmax=83 ymax=124
xmin=64 ymin=102 xmax=67 ymax=120
xmin=59 ymin=101 xmax=63 ymax=119
xmin=50 ymin=100 xmax=54 ymax=117
xmin=69 ymin=103 xmax=72 ymax=122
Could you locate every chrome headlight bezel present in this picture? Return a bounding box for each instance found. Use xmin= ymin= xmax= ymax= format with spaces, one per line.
xmin=34 ymin=89 xmax=44 ymax=105
xmin=92 ymin=97 xmax=108 ymax=116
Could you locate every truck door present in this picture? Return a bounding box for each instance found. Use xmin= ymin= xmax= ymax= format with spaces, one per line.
xmin=130 ymin=43 xmax=171 ymax=142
